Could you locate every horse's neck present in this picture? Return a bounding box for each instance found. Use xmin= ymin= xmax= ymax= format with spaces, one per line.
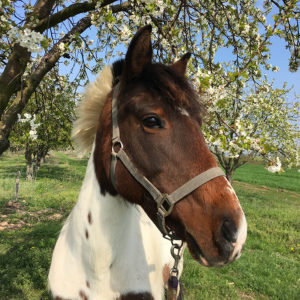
xmin=49 ymin=152 xmax=172 ymax=299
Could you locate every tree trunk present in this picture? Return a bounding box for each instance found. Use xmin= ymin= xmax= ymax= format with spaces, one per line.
xmin=0 ymin=134 xmax=9 ymax=154
xmin=36 ymin=156 xmax=41 ymax=171
xmin=225 ymin=168 xmax=235 ymax=184
xmin=25 ymin=148 xmax=34 ymax=181
xmin=41 ymin=148 xmax=48 ymax=163
xmin=0 ymin=0 xmax=57 ymax=118
xmin=14 ymin=170 xmax=21 ymax=202
xmin=36 ymin=146 xmax=48 ymax=170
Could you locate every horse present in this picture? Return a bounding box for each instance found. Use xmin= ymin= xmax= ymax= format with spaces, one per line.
xmin=48 ymin=25 xmax=247 ymax=300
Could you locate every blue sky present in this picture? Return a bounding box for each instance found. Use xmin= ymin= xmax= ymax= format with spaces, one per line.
xmin=264 ymin=36 xmax=299 ymax=101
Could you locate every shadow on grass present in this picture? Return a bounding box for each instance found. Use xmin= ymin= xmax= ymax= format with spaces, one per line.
xmin=0 ymin=164 xmax=84 ymax=184
xmin=34 ymin=156 xmax=87 ymax=182
xmin=0 ymin=221 xmax=63 ymax=300
xmin=0 ymin=153 xmax=88 ymax=183
xmin=0 ymin=165 xmax=27 ymax=177
xmin=37 ymin=165 xmax=82 ymax=181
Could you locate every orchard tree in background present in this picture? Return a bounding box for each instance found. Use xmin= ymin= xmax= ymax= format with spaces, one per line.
xmin=202 ymin=78 xmax=298 ymax=182
xmin=10 ymin=69 xmax=76 ymax=180
xmin=0 ymin=0 xmax=299 ymax=180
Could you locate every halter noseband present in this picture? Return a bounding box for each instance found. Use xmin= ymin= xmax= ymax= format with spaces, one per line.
xmin=110 ymin=83 xmax=225 ymax=238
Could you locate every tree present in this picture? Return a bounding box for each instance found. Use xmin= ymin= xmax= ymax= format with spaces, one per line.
xmin=10 ymin=69 xmax=76 ymax=180
xmin=0 ymin=0 xmax=130 ymax=154
xmin=0 ymin=0 xmax=299 ymax=179
xmin=202 ymin=78 xmax=298 ymax=182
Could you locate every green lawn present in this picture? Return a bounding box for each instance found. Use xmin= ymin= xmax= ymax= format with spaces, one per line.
xmin=0 ymin=152 xmax=299 ymax=299
xmin=182 ymin=181 xmax=299 ymax=299
xmin=233 ymin=162 xmax=300 ymax=192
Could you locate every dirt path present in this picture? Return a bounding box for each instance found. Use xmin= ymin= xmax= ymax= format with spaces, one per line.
xmin=233 ymin=180 xmax=300 ymax=198
xmin=0 ymin=201 xmax=63 ymax=231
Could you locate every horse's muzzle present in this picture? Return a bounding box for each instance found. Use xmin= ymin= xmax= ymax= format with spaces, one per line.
xmin=186 ymin=213 xmax=247 ymax=267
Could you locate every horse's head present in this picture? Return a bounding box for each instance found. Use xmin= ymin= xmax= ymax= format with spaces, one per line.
xmin=94 ymin=26 xmax=246 ymax=267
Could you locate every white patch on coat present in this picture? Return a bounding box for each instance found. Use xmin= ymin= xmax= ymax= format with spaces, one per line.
xmin=48 ymin=147 xmax=178 ymax=300
xmin=233 ymin=212 xmax=247 ymax=257
xmin=223 ymin=178 xmax=247 ymax=261
xmin=178 ymin=107 xmax=190 ymax=116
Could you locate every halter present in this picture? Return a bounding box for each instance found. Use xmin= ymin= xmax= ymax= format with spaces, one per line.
xmin=110 ymin=83 xmax=225 ymax=298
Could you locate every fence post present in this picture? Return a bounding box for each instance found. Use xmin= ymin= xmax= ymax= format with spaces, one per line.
xmin=14 ymin=170 xmax=20 ymax=202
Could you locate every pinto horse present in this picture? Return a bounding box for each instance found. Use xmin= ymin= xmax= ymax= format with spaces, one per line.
xmin=49 ymin=26 xmax=247 ymax=300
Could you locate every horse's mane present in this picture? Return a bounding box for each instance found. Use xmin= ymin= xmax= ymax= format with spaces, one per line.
xmin=72 ymin=66 xmax=113 ymax=154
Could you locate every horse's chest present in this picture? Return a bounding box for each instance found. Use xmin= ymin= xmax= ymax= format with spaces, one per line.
xmin=49 ymin=200 xmax=171 ymax=300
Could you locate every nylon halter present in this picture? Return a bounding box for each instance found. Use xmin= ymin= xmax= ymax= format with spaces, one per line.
xmin=110 ymin=83 xmax=225 ymax=238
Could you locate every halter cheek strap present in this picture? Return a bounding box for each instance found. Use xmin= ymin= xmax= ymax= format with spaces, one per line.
xmin=110 ymin=83 xmax=225 ymax=238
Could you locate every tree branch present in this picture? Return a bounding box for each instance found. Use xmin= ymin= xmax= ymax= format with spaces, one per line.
xmin=34 ymin=0 xmax=118 ymax=33
xmin=0 ymin=15 xmax=92 ymax=138
xmin=0 ymin=0 xmax=130 ymax=119
xmin=0 ymin=0 xmax=57 ymax=117
xmin=0 ymin=1 xmax=130 ymax=155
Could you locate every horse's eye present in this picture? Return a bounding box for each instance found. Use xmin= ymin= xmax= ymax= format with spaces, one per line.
xmin=142 ymin=116 xmax=162 ymax=129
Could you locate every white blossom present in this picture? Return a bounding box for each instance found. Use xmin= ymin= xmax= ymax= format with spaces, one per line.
xmin=7 ymin=27 xmax=44 ymax=53
xmin=58 ymin=42 xmax=65 ymax=52
xmin=29 ymin=129 xmax=38 ymax=140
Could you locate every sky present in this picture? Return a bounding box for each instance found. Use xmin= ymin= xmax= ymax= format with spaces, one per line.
xmin=264 ymin=36 xmax=299 ymax=101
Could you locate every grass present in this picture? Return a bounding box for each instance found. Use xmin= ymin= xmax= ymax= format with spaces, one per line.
xmin=233 ymin=163 xmax=300 ymax=192
xmin=182 ymin=181 xmax=299 ymax=299
xmin=0 ymin=152 xmax=299 ymax=299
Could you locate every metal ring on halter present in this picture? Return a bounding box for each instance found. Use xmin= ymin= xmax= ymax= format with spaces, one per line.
xmin=170 ymin=267 xmax=179 ymax=276
xmin=171 ymin=244 xmax=181 ymax=260
xmin=112 ymin=140 xmax=123 ymax=155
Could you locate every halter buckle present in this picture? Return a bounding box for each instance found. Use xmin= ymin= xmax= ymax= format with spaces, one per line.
xmin=111 ymin=139 xmax=123 ymax=156
xmin=157 ymin=194 xmax=173 ymax=217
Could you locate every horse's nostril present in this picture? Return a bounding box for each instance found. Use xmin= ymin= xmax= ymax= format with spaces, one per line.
xmin=215 ymin=219 xmax=237 ymax=260
xmin=221 ymin=219 xmax=237 ymax=243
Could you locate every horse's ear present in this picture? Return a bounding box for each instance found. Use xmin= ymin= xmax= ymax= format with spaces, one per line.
xmin=171 ymin=53 xmax=191 ymax=75
xmin=123 ymin=25 xmax=152 ymax=80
